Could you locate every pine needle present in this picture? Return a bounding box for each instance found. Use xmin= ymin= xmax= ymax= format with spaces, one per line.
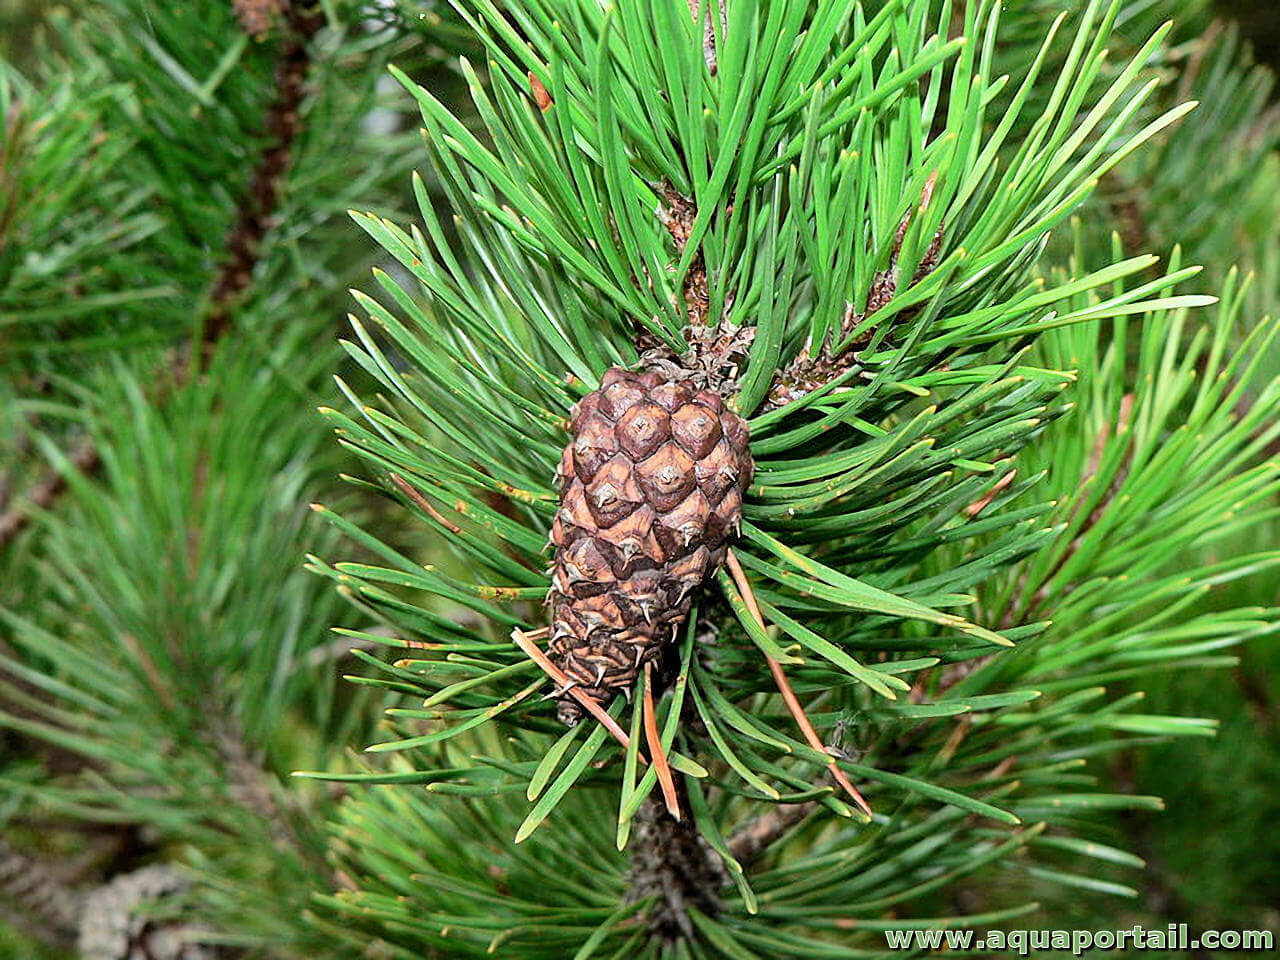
xmin=725 ymin=549 xmax=872 ymax=817
xmin=512 ymin=626 xmax=638 ymax=755
xmin=644 ymin=661 xmax=681 ymax=820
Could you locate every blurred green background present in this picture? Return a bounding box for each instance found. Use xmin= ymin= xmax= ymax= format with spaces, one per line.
xmin=1218 ymin=0 xmax=1280 ymax=71
xmin=1 ymin=0 xmax=1277 ymax=955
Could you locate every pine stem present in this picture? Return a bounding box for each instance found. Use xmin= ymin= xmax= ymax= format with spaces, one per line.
xmin=202 ymin=1 xmax=324 ymax=362
xmin=0 ymin=838 xmax=82 ymax=948
xmin=209 ymin=713 xmax=299 ymax=851
xmin=0 ymin=437 xmax=100 ymax=552
xmin=726 ymin=799 xmax=818 ymax=868
xmin=625 ymin=786 xmax=725 ymax=944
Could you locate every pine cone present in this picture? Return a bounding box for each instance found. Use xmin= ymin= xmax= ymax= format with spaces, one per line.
xmin=78 ymin=865 xmax=216 ymax=960
xmin=549 ymin=367 xmax=752 ymax=723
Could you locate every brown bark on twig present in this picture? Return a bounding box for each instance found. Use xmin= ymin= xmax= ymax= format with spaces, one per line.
xmin=688 ymin=0 xmax=726 ymax=76
xmin=653 ymin=183 xmax=710 ymax=334
xmin=767 ymin=173 xmax=943 ymax=408
xmin=209 ymin=713 xmax=300 ymax=851
xmin=0 ymin=838 xmax=82 ymax=948
xmin=726 ymin=799 xmax=818 ymax=868
xmin=203 ymin=2 xmax=324 ymax=361
xmin=640 ymin=183 xmax=755 ymax=394
xmin=626 ymin=788 xmax=726 ymax=942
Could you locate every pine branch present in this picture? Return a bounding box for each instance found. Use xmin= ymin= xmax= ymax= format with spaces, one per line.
xmin=640 ymin=182 xmax=756 ymax=389
xmin=767 ymin=173 xmax=943 ymax=408
xmin=0 ymin=838 xmax=82 ymax=949
xmin=208 ymin=713 xmax=299 ymax=852
xmin=202 ymin=0 xmax=324 ymax=361
xmin=626 ymin=788 xmax=726 ymax=943
xmin=0 ymin=2 xmax=324 ymax=555
xmin=0 ymin=437 xmax=99 ymax=551
xmin=725 ymin=799 xmax=818 ymax=868
xmin=1005 ymin=392 xmax=1137 ymax=629
xmin=309 ymin=3 xmax=1280 ymax=954
xmin=655 ymin=182 xmax=707 ymax=330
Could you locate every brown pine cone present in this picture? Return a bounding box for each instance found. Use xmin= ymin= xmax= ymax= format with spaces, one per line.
xmin=548 ymin=367 xmax=752 ymax=723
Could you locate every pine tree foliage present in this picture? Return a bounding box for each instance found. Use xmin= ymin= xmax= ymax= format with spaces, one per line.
xmin=0 ymin=0 xmax=1277 ymax=957
xmin=2 ymin=345 xmax=355 ymax=957
xmin=305 ymin=0 xmax=1280 ymax=956
xmin=986 ymin=1 xmax=1280 ymax=324
xmin=0 ymin=1 xmax=465 ymax=955
xmin=1020 ymin=13 xmax=1280 ymax=927
xmin=0 ymin=60 xmax=161 ymax=520
xmin=0 ymin=68 xmax=161 ymax=355
xmin=1116 ymin=21 xmax=1280 ymax=320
